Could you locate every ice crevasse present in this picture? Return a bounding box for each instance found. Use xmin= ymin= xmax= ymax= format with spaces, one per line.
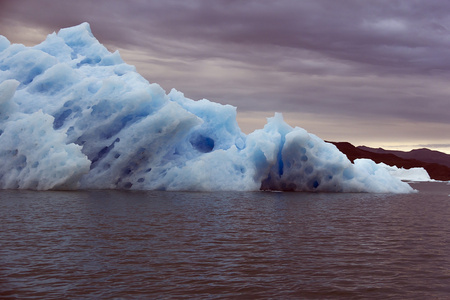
xmin=0 ymin=23 xmax=413 ymax=193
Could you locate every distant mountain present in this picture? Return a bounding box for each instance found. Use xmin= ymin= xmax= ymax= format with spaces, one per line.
xmin=328 ymin=142 xmax=450 ymax=181
xmin=358 ymin=146 xmax=450 ymax=168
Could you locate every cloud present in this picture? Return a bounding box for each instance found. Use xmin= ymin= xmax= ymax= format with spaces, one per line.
xmin=416 ymin=144 xmax=450 ymax=149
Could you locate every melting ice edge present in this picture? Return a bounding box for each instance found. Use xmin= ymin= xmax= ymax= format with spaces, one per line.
xmin=0 ymin=23 xmax=413 ymax=193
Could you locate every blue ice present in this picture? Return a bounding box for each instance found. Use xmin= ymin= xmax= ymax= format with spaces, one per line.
xmin=0 ymin=23 xmax=413 ymax=193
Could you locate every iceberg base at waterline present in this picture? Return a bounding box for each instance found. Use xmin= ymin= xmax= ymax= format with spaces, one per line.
xmin=0 ymin=23 xmax=414 ymax=193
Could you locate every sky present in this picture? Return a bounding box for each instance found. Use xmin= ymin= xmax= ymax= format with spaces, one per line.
xmin=1 ymin=0 xmax=449 ymax=153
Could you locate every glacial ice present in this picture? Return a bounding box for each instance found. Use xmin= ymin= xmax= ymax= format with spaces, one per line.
xmin=0 ymin=23 xmax=414 ymax=193
xmin=378 ymin=163 xmax=432 ymax=182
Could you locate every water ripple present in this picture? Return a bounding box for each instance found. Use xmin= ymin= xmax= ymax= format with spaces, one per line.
xmin=1 ymin=182 xmax=450 ymax=299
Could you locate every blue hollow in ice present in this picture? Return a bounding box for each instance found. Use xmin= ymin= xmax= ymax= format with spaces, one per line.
xmin=0 ymin=23 xmax=413 ymax=192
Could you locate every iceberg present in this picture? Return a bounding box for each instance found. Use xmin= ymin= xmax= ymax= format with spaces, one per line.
xmin=378 ymin=163 xmax=432 ymax=182
xmin=0 ymin=23 xmax=413 ymax=193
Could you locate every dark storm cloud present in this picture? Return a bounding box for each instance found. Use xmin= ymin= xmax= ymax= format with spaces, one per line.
xmin=4 ymin=0 xmax=450 ymax=73
xmin=1 ymin=0 xmax=450 ymax=150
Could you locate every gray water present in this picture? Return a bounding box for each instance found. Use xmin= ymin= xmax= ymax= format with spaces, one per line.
xmin=1 ymin=182 xmax=450 ymax=299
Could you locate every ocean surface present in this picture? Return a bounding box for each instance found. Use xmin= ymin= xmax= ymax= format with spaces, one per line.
xmin=1 ymin=182 xmax=449 ymax=299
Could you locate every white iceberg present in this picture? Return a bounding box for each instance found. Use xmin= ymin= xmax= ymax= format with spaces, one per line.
xmin=378 ymin=163 xmax=432 ymax=182
xmin=0 ymin=23 xmax=414 ymax=193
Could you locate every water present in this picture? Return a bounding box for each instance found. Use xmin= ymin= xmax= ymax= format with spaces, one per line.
xmin=1 ymin=182 xmax=449 ymax=299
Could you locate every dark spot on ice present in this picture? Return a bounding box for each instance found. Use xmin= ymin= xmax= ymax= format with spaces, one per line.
xmin=90 ymin=100 xmax=112 ymax=120
xmin=63 ymin=99 xmax=76 ymax=107
xmin=90 ymin=138 xmax=121 ymax=169
xmin=313 ymin=180 xmax=319 ymax=188
xmin=137 ymin=178 xmax=145 ymax=183
xmin=123 ymin=182 xmax=132 ymax=189
xmin=76 ymin=56 xmax=101 ymax=67
xmin=100 ymin=113 xmax=148 ymax=140
xmin=190 ymin=135 xmax=214 ymax=153
xmin=97 ymin=146 xmax=109 ymax=159
xmin=24 ymin=66 xmax=44 ymax=84
xmin=16 ymin=155 xmax=27 ymax=171
xmin=53 ymin=109 xmax=72 ymax=129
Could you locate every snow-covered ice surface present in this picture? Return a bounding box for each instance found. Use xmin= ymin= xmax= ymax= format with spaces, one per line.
xmin=0 ymin=23 xmax=414 ymax=193
xmin=378 ymin=163 xmax=432 ymax=182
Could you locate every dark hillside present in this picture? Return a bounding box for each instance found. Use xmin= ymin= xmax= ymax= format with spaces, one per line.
xmin=358 ymin=146 xmax=450 ymax=168
xmin=329 ymin=142 xmax=450 ymax=181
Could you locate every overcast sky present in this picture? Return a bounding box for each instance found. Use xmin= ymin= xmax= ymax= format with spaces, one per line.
xmin=1 ymin=0 xmax=449 ymax=153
